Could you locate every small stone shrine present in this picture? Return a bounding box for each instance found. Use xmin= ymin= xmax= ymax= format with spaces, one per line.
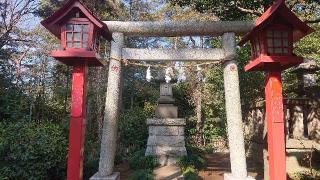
xmin=145 ymin=82 xmax=187 ymax=166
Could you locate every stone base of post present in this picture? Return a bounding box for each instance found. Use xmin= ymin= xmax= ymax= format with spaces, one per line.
xmin=90 ymin=172 xmax=120 ymax=180
xmin=224 ymin=173 xmax=255 ymax=180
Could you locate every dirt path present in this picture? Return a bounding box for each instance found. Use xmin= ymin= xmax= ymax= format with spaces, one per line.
xmin=115 ymin=153 xmax=261 ymax=180
xmin=199 ymin=153 xmax=260 ymax=180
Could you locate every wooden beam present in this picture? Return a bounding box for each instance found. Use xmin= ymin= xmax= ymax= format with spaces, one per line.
xmin=104 ymin=21 xmax=254 ymax=37
xmin=122 ymin=48 xmax=226 ymax=61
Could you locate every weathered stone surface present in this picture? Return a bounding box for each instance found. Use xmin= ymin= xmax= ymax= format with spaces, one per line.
xmin=97 ymin=33 xmax=124 ymax=176
xmin=149 ymin=126 xmax=182 ymax=136
xmin=158 ymin=96 xmax=175 ymax=104
xmin=291 ymin=105 xmax=305 ymax=138
xmin=145 ymin=146 xmax=153 ymax=155
xmin=90 ymin=172 xmax=120 ymax=180
xmin=122 ymin=48 xmax=226 ymax=61
xmin=224 ymin=173 xmax=255 ymax=180
xmin=160 ymin=83 xmax=173 ymax=96
xmin=155 ymin=106 xmax=178 ymax=118
xmin=146 ymin=118 xmax=186 ymax=126
xmin=154 ymin=165 xmax=184 ymax=180
xmin=178 ymin=128 xmax=184 ymax=136
xmin=146 ymin=119 xmax=187 ymax=165
xmin=147 ymin=136 xmax=185 ymax=147
xmin=104 ymin=21 xmax=254 ymax=37
xmin=223 ymin=33 xmax=248 ymax=178
xmin=157 ymin=156 xmax=180 ymax=166
xmin=146 ymin=146 xmax=187 ymax=157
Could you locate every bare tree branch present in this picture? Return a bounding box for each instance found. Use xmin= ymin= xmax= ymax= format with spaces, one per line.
xmin=236 ymin=6 xmax=262 ymax=16
xmin=0 ymin=0 xmax=38 ymax=49
xmin=305 ymin=18 xmax=320 ymax=24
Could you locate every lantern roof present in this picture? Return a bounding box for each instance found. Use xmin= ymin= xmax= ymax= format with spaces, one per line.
xmin=41 ymin=0 xmax=112 ymax=41
xmin=239 ymin=1 xmax=314 ymax=46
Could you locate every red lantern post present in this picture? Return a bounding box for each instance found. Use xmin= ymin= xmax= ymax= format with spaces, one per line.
xmin=41 ymin=0 xmax=112 ymax=179
xmin=68 ymin=62 xmax=88 ymax=180
xmin=239 ymin=1 xmax=314 ymax=180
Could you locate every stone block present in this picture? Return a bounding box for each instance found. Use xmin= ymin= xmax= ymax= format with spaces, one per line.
xmin=90 ymin=172 xmax=120 ymax=180
xmin=147 ymin=136 xmax=185 ymax=147
xmin=160 ymin=83 xmax=173 ymax=96
xmin=149 ymin=126 xmax=181 ymax=136
xmin=156 ymin=106 xmax=178 ymax=118
xmin=292 ymin=105 xmax=305 ymax=138
xmin=158 ymin=96 xmax=175 ymax=104
xmin=179 ymin=128 xmax=184 ymax=135
xmin=145 ymin=146 xmax=153 ymax=156
xmin=224 ymin=173 xmax=255 ymax=180
xmin=157 ymin=156 xmax=180 ymax=166
xmin=146 ymin=118 xmax=187 ymax=166
xmin=146 ymin=118 xmax=186 ymax=126
xmin=152 ymin=146 xmax=187 ymax=156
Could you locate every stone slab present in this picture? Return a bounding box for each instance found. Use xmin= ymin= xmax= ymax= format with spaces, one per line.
xmin=224 ymin=173 xmax=255 ymax=180
xmin=160 ymin=83 xmax=173 ymax=96
xmin=158 ymin=96 xmax=175 ymax=104
xmin=146 ymin=146 xmax=187 ymax=156
xmin=90 ymin=172 xmax=120 ymax=180
xmin=146 ymin=118 xmax=186 ymax=126
xmin=149 ymin=126 xmax=182 ymax=136
xmin=147 ymin=136 xmax=185 ymax=147
xmin=157 ymin=156 xmax=180 ymax=166
xmin=156 ymin=106 xmax=178 ymax=118
xmin=154 ymin=165 xmax=184 ymax=179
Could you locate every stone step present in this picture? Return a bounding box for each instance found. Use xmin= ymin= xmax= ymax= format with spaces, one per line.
xmin=154 ymin=165 xmax=184 ymax=180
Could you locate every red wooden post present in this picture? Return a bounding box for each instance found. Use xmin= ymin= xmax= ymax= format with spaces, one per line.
xmin=41 ymin=1 xmax=112 ymax=179
xmin=67 ymin=62 xmax=88 ymax=180
xmin=239 ymin=1 xmax=314 ymax=179
xmin=265 ymin=67 xmax=286 ymax=180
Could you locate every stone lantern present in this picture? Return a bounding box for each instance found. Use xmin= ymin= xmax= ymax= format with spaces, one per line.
xmin=239 ymin=1 xmax=314 ymax=180
xmin=292 ymin=59 xmax=320 ymax=97
xmin=41 ymin=0 xmax=112 ymax=180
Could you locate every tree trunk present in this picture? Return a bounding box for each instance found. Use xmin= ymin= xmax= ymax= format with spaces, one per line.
xmin=195 ymin=84 xmax=202 ymax=146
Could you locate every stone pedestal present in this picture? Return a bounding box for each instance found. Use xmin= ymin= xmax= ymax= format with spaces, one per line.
xmin=145 ymin=118 xmax=187 ymax=166
xmin=90 ymin=172 xmax=120 ymax=180
xmin=224 ymin=173 xmax=255 ymax=180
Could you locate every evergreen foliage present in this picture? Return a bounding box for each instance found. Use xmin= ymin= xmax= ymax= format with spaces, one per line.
xmin=0 ymin=122 xmax=68 ymax=179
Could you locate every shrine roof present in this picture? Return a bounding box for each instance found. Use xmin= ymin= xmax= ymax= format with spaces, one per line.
xmin=239 ymin=1 xmax=314 ymax=45
xmin=41 ymin=0 xmax=112 ymax=41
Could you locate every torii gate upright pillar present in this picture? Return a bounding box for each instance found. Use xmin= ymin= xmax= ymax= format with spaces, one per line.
xmin=222 ymin=33 xmax=253 ymax=180
xmin=90 ymin=32 xmax=124 ymax=180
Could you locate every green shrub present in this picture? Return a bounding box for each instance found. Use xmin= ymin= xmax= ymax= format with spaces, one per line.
xmin=184 ymin=173 xmax=199 ymax=180
xmin=114 ymin=153 xmax=125 ymax=165
xmin=177 ymin=154 xmax=205 ymax=180
xmin=177 ymin=154 xmax=206 ymax=171
xmin=128 ymin=150 xmax=159 ymax=170
xmin=132 ymin=169 xmax=154 ymax=180
xmin=0 ymin=121 xmax=68 ymax=179
xmin=83 ymin=158 xmax=99 ymax=180
xmin=118 ymin=108 xmax=151 ymax=154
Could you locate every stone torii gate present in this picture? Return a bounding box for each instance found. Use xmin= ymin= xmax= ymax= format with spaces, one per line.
xmin=91 ymin=21 xmax=255 ymax=180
